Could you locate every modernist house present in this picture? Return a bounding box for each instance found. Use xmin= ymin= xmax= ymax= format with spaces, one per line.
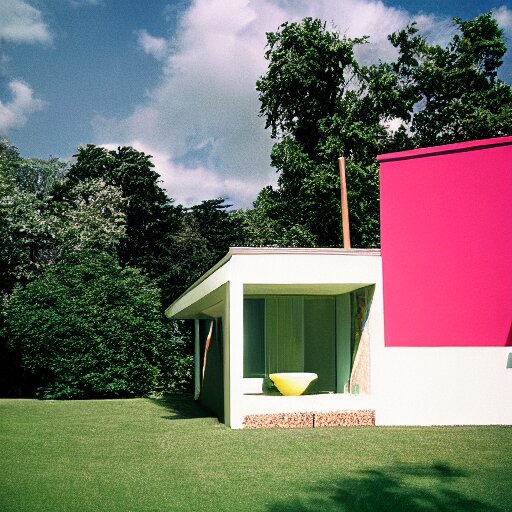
xmin=166 ymin=136 xmax=512 ymax=429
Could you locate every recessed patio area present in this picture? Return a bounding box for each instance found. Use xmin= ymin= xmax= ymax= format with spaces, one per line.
xmin=166 ymin=247 xmax=383 ymax=428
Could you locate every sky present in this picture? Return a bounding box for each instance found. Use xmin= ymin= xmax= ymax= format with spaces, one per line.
xmin=1 ymin=0 xmax=511 ymax=207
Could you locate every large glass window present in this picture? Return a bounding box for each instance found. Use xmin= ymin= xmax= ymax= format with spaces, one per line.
xmin=243 ymin=288 xmax=374 ymax=394
xmin=243 ymin=296 xmax=338 ymax=392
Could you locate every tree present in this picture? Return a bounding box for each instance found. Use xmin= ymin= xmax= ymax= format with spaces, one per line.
xmin=54 ymin=145 xmax=178 ymax=273
xmin=0 ymin=178 xmax=50 ymax=396
xmin=0 ymin=141 xmax=133 ymax=396
xmin=188 ymin=198 xmax=247 ymax=261
xmin=54 ymin=179 xmax=126 ymax=256
xmin=52 ymin=145 xmax=224 ymax=304
xmin=254 ymin=18 xmax=396 ymax=247
xmin=1 ymin=251 xmax=182 ymax=399
xmin=239 ymin=198 xmax=317 ymax=248
xmin=0 ymin=139 xmax=68 ymax=199
xmin=152 ymin=199 xmax=247 ymax=305
xmin=0 ymin=141 xmax=73 ymax=295
xmin=389 ymin=13 xmax=512 ymax=148
xmin=0 ymin=140 xmax=200 ymax=397
xmin=0 ymin=173 xmax=53 ymax=296
xmin=0 ymin=175 xmax=126 ymax=298
xmin=251 ymin=14 xmax=512 ymax=248
xmin=257 ymin=19 xmax=367 ymax=156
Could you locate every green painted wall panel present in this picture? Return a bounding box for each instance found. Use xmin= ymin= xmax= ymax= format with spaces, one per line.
xmin=243 ymin=299 xmax=265 ymax=377
xmin=243 ymin=295 xmax=354 ymax=394
xmin=304 ymin=298 xmax=336 ymax=392
xmin=265 ymin=297 xmax=304 ymax=374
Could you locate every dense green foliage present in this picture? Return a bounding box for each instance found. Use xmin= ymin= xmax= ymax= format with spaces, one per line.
xmin=0 ymin=139 xmax=67 ymax=199
xmin=56 ymin=146 xmax=245 ymax=304
xmin=2 ymin=253 xmax=173 ymax=398
xmin=151 ymin=198 xmax=246 ymax=306
xmin=1 ymin=398 xmax=511 ymax=511
xmin=55 ymin=145 xmax=178 ymax=274
xmin=254 ymin=18 xmax=386 ymax=247
xmin=0 ymin=12 xmax=510 ymax=399
xmin=0 ymin=141 xmax=240 ymax=397
xmin=0 ymin=141 xmax=67 ymax=295
xmin=250 ymin=13 xmax=512 ymax=247
xmin=0 ymin=141 xmax=126 ymax=297
xmin=389 ymin=14 xmax=512 ymax=148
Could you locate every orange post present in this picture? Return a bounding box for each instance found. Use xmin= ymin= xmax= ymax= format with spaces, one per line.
xmin=338 ymin=156 xmax=351 ymax=249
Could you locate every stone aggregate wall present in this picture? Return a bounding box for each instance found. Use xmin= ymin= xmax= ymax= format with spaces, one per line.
xmin=243 ymin=410 xmax=375 ymax=429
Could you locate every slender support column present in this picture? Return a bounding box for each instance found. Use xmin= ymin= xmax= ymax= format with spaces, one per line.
xmin=228 ymin=280 xmax=244 ymax=428
xmin=336 ymin=294 xmax=352 ymax=393
xmin=194 ymin=319 xmax=200 ymax=400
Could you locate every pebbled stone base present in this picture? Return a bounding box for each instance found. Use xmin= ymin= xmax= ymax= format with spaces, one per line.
xmin=243 ymin=409 xmax=375 ymax=429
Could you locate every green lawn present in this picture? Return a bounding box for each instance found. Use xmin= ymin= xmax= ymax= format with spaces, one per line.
xmin=0 ymin=397 xmax=510 ymax=512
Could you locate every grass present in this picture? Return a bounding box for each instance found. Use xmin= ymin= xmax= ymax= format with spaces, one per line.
xmin=0 ymin=397 xmax=510 ymax=512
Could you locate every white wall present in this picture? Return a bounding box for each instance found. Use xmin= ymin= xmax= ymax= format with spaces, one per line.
xmin=170 ymin=249 xmax=512 ymax=428
xmin=234 ymin=252 xmax=382 ymax=288
xmin=373 ymin=347 xmax=512 ymax=425
xmin=227 ymin=279 xmax=245 ymax=429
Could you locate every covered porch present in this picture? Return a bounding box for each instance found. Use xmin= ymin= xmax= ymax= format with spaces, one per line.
xmin=165 ymin=247 xmax=383 ymax=428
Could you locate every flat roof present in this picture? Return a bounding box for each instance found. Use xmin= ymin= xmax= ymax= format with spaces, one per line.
xmin=227 ymin=247 xmax=380 ymax=256
xmin=377 ymin=135 xmax=512 ymax=163
xmin=165 ymin=247 xmax=381 ymax=315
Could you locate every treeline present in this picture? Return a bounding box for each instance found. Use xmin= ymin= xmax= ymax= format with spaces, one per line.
xmin=0 ymin=143 xmax=246 ymax=398
xmin=1 ymin=12 xmax=510 ymax=399
xmin=250 ymin=13 xmax=512 ymax=248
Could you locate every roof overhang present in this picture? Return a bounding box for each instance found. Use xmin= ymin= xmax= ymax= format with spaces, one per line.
xmin=166 ymin=247 xmax=382 ymax=319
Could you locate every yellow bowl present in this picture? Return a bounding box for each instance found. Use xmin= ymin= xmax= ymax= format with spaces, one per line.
xmin=269 ymin=372 xmax=318 ymax=396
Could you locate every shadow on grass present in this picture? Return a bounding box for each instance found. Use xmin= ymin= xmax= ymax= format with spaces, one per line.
xmin=148 ymin=394 xmax=215 ymax=421
xmin=267 ymin=462 xmax=502 ymax=512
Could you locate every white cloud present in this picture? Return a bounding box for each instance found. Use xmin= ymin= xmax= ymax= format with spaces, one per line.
xmin=493 ymin=6 xmax=512 ymax=82
xmin=95 ymin=0 xmax=282 ymax=207
xmin=381 ymin=117 xmax=404 ymax=134
xmin=493 ymin=5 xmax=512 ymax=29
xmin=95 ymin=0 xmax=504 ymax=207
xmin=0 ymin=80 xmax=46 ymax=132
xmin=136 ymin=29 xmax=168 ymax=60
xmin=100 ymin=140 xmax=275 ymax=207
xmin=0 ymin=0 xmax=52 ymax=44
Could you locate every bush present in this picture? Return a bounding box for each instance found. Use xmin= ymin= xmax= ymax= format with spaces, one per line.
xmin=2 ymin=251 xmax=181 ymax=399
xmin=153 ymin=320 xmax=193 ymax=393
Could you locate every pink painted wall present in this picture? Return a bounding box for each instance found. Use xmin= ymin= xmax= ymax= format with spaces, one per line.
xmin=378 ymin=136 xmax=512 ymax=346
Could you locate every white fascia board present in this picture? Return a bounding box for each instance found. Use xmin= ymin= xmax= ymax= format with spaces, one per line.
xmin=234 ymin=252 xmax=382 ymax=287
xmin=166 ymin=248 xmax=382 ymax=318
xmin=165 ymin=257 xmax=232 ymax=319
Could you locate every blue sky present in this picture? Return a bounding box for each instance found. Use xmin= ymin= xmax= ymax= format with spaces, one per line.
xmin=1 ymin=0 xmax=511 ymax=206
